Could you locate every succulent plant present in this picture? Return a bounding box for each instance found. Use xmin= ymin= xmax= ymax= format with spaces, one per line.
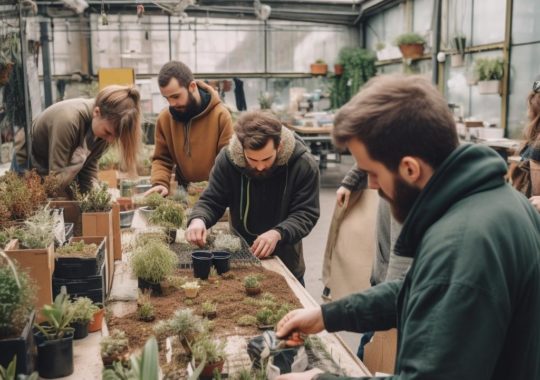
xmin=152 ymin=308 xmax=206 ymax=342
xmin=243 ymin=275 xmax=260 ymax=289
xmin=100 ymin=329 xmax=129 ymax=362
xmin=212 ymin=233 xmax=242 ymax=253
xmin=69 ymin=297 xmax=99 ymax=324
xmin=137 ymin=302 xmax=155 ymax=322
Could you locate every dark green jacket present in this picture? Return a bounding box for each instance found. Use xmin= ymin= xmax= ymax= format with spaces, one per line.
xmin=188 ymin=127 xmax=320 ymax=278
xmin=320 ymin=144 xmax=540 ymax=379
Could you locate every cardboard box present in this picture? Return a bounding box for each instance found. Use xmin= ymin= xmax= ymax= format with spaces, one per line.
xmin=363 ymin=329 xmax=397 ymax=375
xmin=82 ymin=211 xmax=114 ymax=292
xmin=5 ymin=240 xmax=55 ymax=311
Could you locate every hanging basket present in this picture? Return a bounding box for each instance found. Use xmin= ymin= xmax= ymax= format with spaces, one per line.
xmin=398 ymin=44 xmax=424 ymax=59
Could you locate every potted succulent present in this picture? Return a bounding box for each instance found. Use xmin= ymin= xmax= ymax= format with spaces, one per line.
xmin=244 ymin=275 xmax=262 ymax=296
xmin=310 ymin=59 xmax=328 ymax=76
xmin=395 ymin=32 xmax=426 ymax=59
xmin=136 ymin=290 xmax=155 ymax=322
xmin=148 ymin=201 xmax=184 ymax=244
xmin=181 ymin=281 xmax=201 ymax=299
xmin=474 ymin=57 xmax=504 ymax=94
xmin=88 ymin=303 xmax=105 ymax=332
xmin=130 ymin=239 xmax=178 ymax=295
xmin=191 ymin=336 xmax=226 ymax=378
xmin=101 ymin=337 xmax=160 ymax=380
xmin=0 ymin=253 xmax=36 ymax=376
xmin=201 ymin=301 xmax=217 ymax=320
xmin=68 ymin=297 xmax=98 ymax=340
xmin=100 ymin=329 xmax=130 ymax=367
xmin=136 ymin=192 xmax=165 ymax=220
xmin=153 ymin=308 xmax=206 ymax=355
xmin=207 ymin=267 xmax=219 ymax=284
xmin=33 ymin=291 xmax=76 ymax=378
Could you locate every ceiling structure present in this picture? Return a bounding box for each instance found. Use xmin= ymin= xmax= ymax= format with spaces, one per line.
xmin=37 ymin=0 xmax=400 ymax=26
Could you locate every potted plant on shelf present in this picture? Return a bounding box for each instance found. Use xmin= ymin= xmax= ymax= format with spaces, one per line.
xmin=0 ymin=253 xmax=36 ymax=376
xmin=310 ymin=59 xmax=328 ymax=76
xmin=181 ymin=281 xmax=201 ymax=299
xmin=136 ymin=290 xmax=155 ymax=322
xmin=100 ymin=329 xmax=130 ymax=367
xmin=191 ymin=336 xmax=226 ymax=378
xmin=244 ymin=275 xmax=262 ymax=296
xmin=474 ymin=57 xmax=504 ymax=94
xmin=68 ymin=297 xmax=98 ymax=340
xmin=130 ymin=239 xmax=178 ymax=295
xmin=33 ymin=291 xmax=76 ymax=378
xmin=395 ymin=32 xmax=426 ymax=59
xmin=88 ymin=303 xmax=105 ymax=332
xmin=148 ymin=201 xmax=184 ymax=244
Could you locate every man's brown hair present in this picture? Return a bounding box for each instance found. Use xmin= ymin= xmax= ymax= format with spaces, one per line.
xmin=234 ymin=111 xmax=282 ymax=150
xmin=333 ymin=74 xmax=459 ymax=171
xmin=158 ymin=61 xmax=194 ymax=88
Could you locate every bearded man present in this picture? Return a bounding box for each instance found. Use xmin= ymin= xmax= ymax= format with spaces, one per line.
xmin=274 ymin=74 xmax=540 ymax=380
xmin=146 ymin=61 xmax=233 ymax=196
xmin=185 ymin=110 xmax=320 ymax=285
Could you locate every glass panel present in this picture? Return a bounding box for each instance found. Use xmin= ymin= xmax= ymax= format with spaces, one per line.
xmin=445 ymin=54 xmax=472 ymax=117
xmin=507 ymin=44 xmax=540 ymax=138
xmin=365 ymin=13 xmax=384 ymax=51
xmin=512 ymin=0 xmax=540 ymax=44
xmin=51 ymin=18 xmax=83 ymax=75
xmin=92 ymin=14 xmax=122 ymax=71
xmin=170 ymin=22 xmax=196 ymax=69
xmin=472 ymin=0 xmax=505 ymax=45
xmin=413 ymin=0 xmax=434 ymax=36
xmin=469 ymin=51 xmax=503 ymax=126
xmin=385 ymin=3 xmax=405 ymax=47
xmin=195 ymin=18 xmax=264 ymax=73
xmin=267 ymin=21 xmax=357 ymax=72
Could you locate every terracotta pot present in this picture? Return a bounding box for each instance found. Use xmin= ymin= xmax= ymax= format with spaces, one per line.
xmin=184 ymin=287 xmax=199 ymax=299
xmin=310 ymin=63 xmax=328 ymax=76
xmin=334 ymin=64 xmax=344 ymax=76
xmin=200 ymin=359 xmax=224 ymax=378
xmin=398 ymin=43 xmax=424 ymax=59
xmin=245 ymin=286 xmax=261 ymax=296
xmin=88 ymin=307 xmax=104 ymax=332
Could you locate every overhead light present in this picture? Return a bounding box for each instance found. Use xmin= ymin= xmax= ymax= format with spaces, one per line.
xmin=254 ymin=0 xmax=271 ymax=21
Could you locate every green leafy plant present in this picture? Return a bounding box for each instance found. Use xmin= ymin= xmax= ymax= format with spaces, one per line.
xmin=34 ymin=290 xmax=76 ymax=340
xmin=191 ymin=336 xmax=226 ymax=365
xmin=130 ymin=240 xmax=178 ymax=283
xmin=0 ymin=356 xmax=38 ymax=380
xmin=137 ymin=289 xmax=155 ymax=322
xmin=73 ymin=183 xmax=112 ymax=212
xmin=140 ymin=193 xmax=165 ymax=210
xmin=56 ymin=240 xmax=99 ymax=258
xmin=148 ymin=201 xmax=184 ymax=229
xmin=474 ymin=57 xmax=504 ymax=81
xmin=314 ymin=58 xmax=326 ymax=64
xmin=100 ymin=329 xmax=130 ymax=365
xmin=394 ymin=32 xmax=426 ymax=46
xmin=69 ymin=297 xmax=99 ymax=324
xmin=0 ymin=253 xmax=35 ymax=338
xmin=201 ymin=301 xmax=217 ymax=318
xmin=102 ymin=337 xmax=160 ymax=380
xmin=165 ymin=274 xmax=188 ymax=290
xmin=0 ymin=171 xmax=47 ymax=226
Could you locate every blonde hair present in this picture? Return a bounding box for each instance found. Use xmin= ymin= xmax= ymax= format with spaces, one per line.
xmin=94 ymin=85 xmax=142 ymax=174
xmin=525 ymin=91 xmax=540 ymax=143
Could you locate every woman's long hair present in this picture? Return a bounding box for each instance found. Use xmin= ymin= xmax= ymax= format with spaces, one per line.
xmin=94 ymin=85 xmax=142 ymax=174
xmin=525 ymin=91 xmax=540 ymax=143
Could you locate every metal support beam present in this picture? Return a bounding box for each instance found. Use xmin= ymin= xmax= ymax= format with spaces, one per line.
xmin=501 ymin=0 xmax=513 ymax=135
xmin=40 ymin=17 xmax=53 ymax=107
xmin=431 ymin=0 xmax=442 ymax=85
xmin=19 ymin=6 xmax=33 ymax=167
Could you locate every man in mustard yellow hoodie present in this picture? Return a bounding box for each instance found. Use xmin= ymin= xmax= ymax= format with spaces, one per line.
xmin=146 ymin=61 xmax=233 ymax=196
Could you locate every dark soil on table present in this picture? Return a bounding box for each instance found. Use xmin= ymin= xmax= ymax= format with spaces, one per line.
xmin=107 ymin=266 xmax=301 ymax=377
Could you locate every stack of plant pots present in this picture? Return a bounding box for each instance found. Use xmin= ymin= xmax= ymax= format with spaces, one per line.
xmin=52 ymin=236 xmax=107 ymax=304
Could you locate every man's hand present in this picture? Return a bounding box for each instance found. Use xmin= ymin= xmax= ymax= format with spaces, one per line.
xmin=530 ymin=196 xmax=540 ymax=212
xmin=251 ymin=229 xmax=281 ymax=258
xmin=275 ymin=307 xmax=325 ymax=339
xmin=276 ymin=368 xmax=324 ymax=380
xmin=336 ymin=186 xmax=351 ymax=208
xmin=185 ymin=218 xmax=207 ymax=247
xmin=144 ymin=185 xmax=169 ymax=197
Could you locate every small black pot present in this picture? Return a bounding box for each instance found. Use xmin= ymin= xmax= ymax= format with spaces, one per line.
xmin=71 ymin=321 xmax=89 ymax=340
xmin=191 ymin=251 xmax=213 ymax=280
xmin=138 ymin=277 xmax=162 ymax=295
xmin=34 ymin=331 xmax=74 ymax=378
xmin=166 ymin=228 xmax=177 ymax=244
xmin=212 ymin=251 xmax=231 ymax=275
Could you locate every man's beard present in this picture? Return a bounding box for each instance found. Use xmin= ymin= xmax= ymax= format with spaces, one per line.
xmin=169 ymin=91 xmax=199 ymax=122
xmin=378 ymin=175 xmax=421 ymax=224
xmin=246 ymin=164 xmax=278 ymax=178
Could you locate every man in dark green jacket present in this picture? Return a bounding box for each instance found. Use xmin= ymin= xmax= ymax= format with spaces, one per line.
xmin=275 ymin=75 xmax=540 ymax=380
xmin=186 ymin=110 xmax=320 ymax=282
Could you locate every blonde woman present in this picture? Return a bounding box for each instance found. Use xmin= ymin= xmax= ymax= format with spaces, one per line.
xmin=12 ymin=85 xmax=142 ymax=194
xmin=512 ymin=80 xmax=540 ymax=212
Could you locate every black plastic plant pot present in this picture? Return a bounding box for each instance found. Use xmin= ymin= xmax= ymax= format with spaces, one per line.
xmin=34 ymin=331 xmax=74 ymax=378
xmin=212 ymin=251 xmax=231 ymax=275
xmin=166 ymin=228 xmax=177 ymax=244
xmin=191 ymin=251 xmax=213 ymax=280
xmin=71 ymin=321 xmax=89 ymax=340
xmin=0 ymin=310 xmax=36 ymax=375
xmin=138 ymin=277 xmax=162 ymax=295
xmin=119 ymin=210 xmax=135 ymax=228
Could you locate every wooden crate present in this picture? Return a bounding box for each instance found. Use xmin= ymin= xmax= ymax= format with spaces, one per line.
xmin=82 ymin=211 xmax=114 ymax=292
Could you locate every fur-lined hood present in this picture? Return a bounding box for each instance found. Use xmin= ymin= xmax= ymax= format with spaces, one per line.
xmin=226 ymin=126 xmax=305 ymax=170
